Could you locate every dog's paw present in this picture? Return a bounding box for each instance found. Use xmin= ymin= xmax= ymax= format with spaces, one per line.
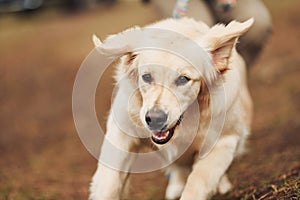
xmin=217 ymin=174 xmax=232 ymax=194
xmin=165 ymin=183 xmax=184 ymax=200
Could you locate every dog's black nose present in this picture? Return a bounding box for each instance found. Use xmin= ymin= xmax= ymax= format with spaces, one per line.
xmin=145 ymin=108 xmax=167 ymax=130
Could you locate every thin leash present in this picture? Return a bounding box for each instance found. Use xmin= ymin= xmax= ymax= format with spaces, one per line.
xmin=172 ymin=0 xmax=189 ymax=19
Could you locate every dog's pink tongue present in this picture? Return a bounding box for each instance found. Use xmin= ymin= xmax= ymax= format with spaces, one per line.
xmin=153 ymin=131 xmax=168 ymax=139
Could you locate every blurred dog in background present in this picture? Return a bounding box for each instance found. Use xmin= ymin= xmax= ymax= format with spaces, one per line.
xmin=151 ymin=0 xmax=272 ymax=66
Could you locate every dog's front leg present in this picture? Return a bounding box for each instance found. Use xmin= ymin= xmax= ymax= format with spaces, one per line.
xmin=180 ymin=135 xmax=239 ymax=200
xmin=89 ymin=116 xmax=137 ymax=200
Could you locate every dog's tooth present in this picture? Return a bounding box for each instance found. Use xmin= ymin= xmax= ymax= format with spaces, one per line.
xmin=153 ymin=131 xmax=170 ymax=140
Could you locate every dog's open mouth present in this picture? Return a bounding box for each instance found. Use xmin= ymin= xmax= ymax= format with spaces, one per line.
xmin=151 ymin=115 xmax=183 ymax=145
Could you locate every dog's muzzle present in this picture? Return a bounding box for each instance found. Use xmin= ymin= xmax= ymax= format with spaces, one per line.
xmin=150 ymin=115 xmax=183 ymax=145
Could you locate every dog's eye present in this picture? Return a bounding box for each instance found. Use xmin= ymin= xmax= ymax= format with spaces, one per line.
xmin=142 ymin=73 xmax=152 ymax=83
xmin=175 ymin=75 xmax=191 ymax=86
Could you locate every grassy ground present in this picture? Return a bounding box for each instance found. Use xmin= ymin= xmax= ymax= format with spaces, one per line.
xmin=0 ymin=0 xmax=299 ymax=199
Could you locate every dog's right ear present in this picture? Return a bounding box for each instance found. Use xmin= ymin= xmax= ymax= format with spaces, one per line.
xmin=92 ymin=33 xmax=133 ymax=57
xmin=92 ymin=26 xmax=142 ymax=58
xmin=117 ymin=52 xmax=139 ymax=81
xmin=92 ymin=34 xmax=139 ymax=82
xmin=92 ymin=34 xmax=102 ymax=47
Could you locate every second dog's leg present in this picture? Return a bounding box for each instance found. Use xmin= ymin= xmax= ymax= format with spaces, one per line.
xmin=180 ymin=135 xmax=239 ymax=200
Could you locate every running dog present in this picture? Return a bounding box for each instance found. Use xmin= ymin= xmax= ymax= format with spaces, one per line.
xmin=90 ymin=17 xmax=253 ymax=200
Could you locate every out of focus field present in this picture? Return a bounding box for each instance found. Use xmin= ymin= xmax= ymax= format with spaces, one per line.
xmin=0 ymin=0 xmax=299 ymax=199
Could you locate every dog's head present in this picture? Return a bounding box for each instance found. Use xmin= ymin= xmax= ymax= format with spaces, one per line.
xmin=93 ymin=18 xmax=253 ymax=145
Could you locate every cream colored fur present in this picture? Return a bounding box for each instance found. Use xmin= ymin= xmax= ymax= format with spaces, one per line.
xmin=90 ymin=17 xmax=253 ymax=200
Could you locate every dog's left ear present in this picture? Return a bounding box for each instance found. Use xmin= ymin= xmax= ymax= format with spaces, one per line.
xmin=201 ymin=18 xmax=254 ymax=72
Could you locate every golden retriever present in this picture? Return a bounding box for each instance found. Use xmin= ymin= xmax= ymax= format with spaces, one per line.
xmin=89 ymin=17 xmax=253 ymax=200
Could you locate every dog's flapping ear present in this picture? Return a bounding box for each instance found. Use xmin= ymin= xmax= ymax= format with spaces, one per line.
xmin=92 ymin=26 xmax=142 ymax=58
xmin=201 ymin=18 xmax=254 ymax=72
xmin=92 ymin=33 xmax=139 ymax=82
xmin=92 ymin=34 xmax=102 ymax=47
xmin=92 ymin=34 xmax=132 ymax=57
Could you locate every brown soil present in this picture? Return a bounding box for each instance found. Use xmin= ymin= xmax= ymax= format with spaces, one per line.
xmin=0 ymin=0 xmax=299 ymax=199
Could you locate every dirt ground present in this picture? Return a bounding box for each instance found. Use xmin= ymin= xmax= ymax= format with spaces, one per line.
xmin=0 ymin=0 xmax=299 ymax=200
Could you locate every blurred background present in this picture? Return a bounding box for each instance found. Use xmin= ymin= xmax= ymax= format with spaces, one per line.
xmin=0 ymin=0 xmax=299 ymax=199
